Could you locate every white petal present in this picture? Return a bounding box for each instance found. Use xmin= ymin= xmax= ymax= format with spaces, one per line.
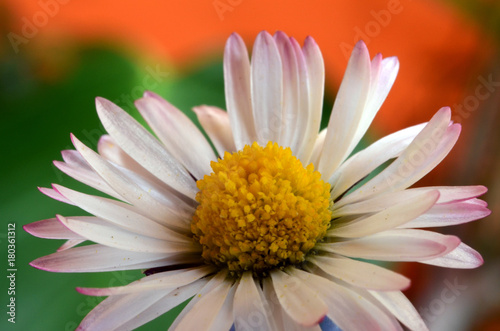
xmin=288 ymin=37 xmax=311 ymax=159
xmin=95 ymin=97 xmax=197 ymax=199
xmin=410 ymin=185 xmax=488 ymax=204
xmin=171 ymin=271 xmax=232 ymax=331
xmin=399 ymin=198 xmax=490 ymax=228
xmin=78 ymin=265 xmax=214 ymax=296
xmin=270 ymin=269 xmax=327 ymax=327
xmin=234 ymin=272 xmax=273 ymax=331
xmin=98 ymin=139 xmax=197 ymax=216
xmin=97 ymin=134 xmax=156 ymax=181
xmin=369 ymin=290 xmax=429 ymax=331
xmin=309 ymin=254 xmax=411 ymax=291
xmin=368 ymin=56 xmax=399 ymax=113
xmin=420 ymin=242 xmax=483 ymax=268
xmin=251 ymin=31 xmax=283 ymax=145
xmin=76 ymin=288 xmax=168 ymax=330
xmin=291 ymin=268 xmax=400 ymax=331
xmin=29 ymin=244 xmax=198 ymax=273
xmin=341 ymin=108 xmax=459 ymax=205
xmin=137 ymin=93 xmax=216 ymax=179
xmin=119 ymin=278 xmax=208 ymax=331
xmin=309 ymin=129 xmax=327 ymax=168
xmin=23 ymin=218 xmax=83 ymax=239
xmin=298 ymin=36 xmax=324 ymax=164
xmin=97 ymin=134 xmax=196 ymax=213
xmin=350 ymin=55 xmax=399 ymax=150
xmin=39 ymin=186 xmax=74 ymax=205
xmin=72 ymin=135 xmax=190 ymax=232
xmin=209 ymin=283 xmax=236 ymax=331
xmin=58 ymin=215 xmax=196 ymax=253
xmin=57 ymin=150 xmax=121 ymax=199
xmin=330 ymin=123 xmax=426 ymax=201
xmin=333 ymin=188 xmax=431 ymax=217
xmin=224 ymin=32 xmax=256 ymax=149
xmin=318 ymin=229 xmax=460 ymax=261
xmin=193 ymin=105 xmax=236 ymax=156
xmin=111 ymin=162 xmax=196 ymax=219
xmin=54 ymin=184 xmax=188 ymax=242
xmin=331 ymin=190 xmax=439 ymax=238
xmin=273 ymin=31 xmax=301 ymax=149
xmin=261 ymin=277 xmax=316 ymax=331
xmin=318 ymin=40 xmax=371 ymax=179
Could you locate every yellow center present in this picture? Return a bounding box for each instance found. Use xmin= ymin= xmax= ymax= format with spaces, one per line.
xmin=191 ymin=142 xmax=332 ymax=274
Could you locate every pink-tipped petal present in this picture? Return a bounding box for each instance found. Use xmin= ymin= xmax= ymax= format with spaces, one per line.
xmin=24 ymin=218 xmax=84 ymax=240
xmin=224 ymin=32 xmax=256 ymax=149
xmin=273 ymin=31 xmax=301 ymax=149
xmin=319 ymin=229 xmax=460 ymax=261
xmin=39 ymin=186 xmax=74 ymax=205
xmin=57 ymin=215 xmax=196 ymax=254
xmin=299 ymin=36 xmax=324 ymax=164
xmin=97 ymin=134 xmax=155 ymax=181
xmin=53 ymin=185 xmax=188 ymax=242
xmin=136 ymin=95 xmax=216 ymax=179
xmin=318 ymin=40 xmax=371 ymax=179
xmin=54 ymin=159 xmax=120 ymax=200
xmin=71 ymin=134 xmax=189 ymax=232
xmin=193 ymin=105 xmax=236 ymax=156
xmin=287 ymin=36 xmax=311 ymax=160
xmin=251 ymin=31 xmax=283 ymax=145
xmin=309 ymin=255 xmax=411 ymax=291
xmin=341 ymin=108 xmax=459 ymax=205
xmin=29 ymin=244 xmax=199 ymax=273
xmin=95 ymin=97 xmax=197 ymax=199
xmin=420 ymin=242 xmax=484 ymax=268
xmin=369 ymin=291 xmax=429 ymax=331
xmin=270 ymin=269 xmax=327 ymax=327
xmin=400 ymin=198 xmax=491 ymax=228
xmin=414 ymin=185 xmax=488 ymax=204
xmin=331 ymin=190 xmax=440 ymax=238
xmin=351 ymin=55 xmax=399 ymax=148
xmin=333 ymin=187 xmax=431 ymax=217
xmin=330 ymin=121 xmax=425 ymax=202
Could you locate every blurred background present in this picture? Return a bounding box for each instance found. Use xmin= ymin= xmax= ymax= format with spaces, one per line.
xmin=0 ymin=0 xmax=499 ymax=330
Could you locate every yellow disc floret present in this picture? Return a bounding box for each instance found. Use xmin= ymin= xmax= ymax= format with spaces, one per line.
xmin=191 ymin=142 xmax=332 ymax=273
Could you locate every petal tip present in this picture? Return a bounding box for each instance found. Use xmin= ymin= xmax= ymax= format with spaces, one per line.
xmin=354 ymin=40 xmax=368 ymax=51
xmin=75 ymin=287 xmax=88 ymax=295
xmin=95 ymin=96 xmax=106 ymax=108
xmin=304 ymin=35 xmax=317 ymax=45
xmin=29 ymin=259 xmax=52 ymax=272
xmin=22 ymin=224 xmax=31 ymax=235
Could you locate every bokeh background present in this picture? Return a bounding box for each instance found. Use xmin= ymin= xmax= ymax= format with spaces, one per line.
xmin=1 ymin=0 xmax=499 ymax=330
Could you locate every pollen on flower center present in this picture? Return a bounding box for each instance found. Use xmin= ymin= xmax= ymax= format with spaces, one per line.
xmin=191 ymin=142 xmax=332 ymax=274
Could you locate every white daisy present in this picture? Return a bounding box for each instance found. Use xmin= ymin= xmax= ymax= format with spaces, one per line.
xmin=25 ymin=31 xmax=490 ymax=330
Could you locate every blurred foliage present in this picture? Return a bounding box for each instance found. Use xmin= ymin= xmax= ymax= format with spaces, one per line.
xmin=447 ymin=0 xmax=500 ymax=39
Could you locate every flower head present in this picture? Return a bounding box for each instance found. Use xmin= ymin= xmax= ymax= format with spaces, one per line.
xmin=25 ymin=31 xmax=490 ymax=330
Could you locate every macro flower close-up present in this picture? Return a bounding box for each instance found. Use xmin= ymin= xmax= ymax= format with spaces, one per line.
xmin=23 ymin=30 xmax=491 ymax=330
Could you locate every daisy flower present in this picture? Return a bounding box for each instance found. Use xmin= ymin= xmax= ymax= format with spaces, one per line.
xmin=25 ymin=31 xmax=490 ymax=330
